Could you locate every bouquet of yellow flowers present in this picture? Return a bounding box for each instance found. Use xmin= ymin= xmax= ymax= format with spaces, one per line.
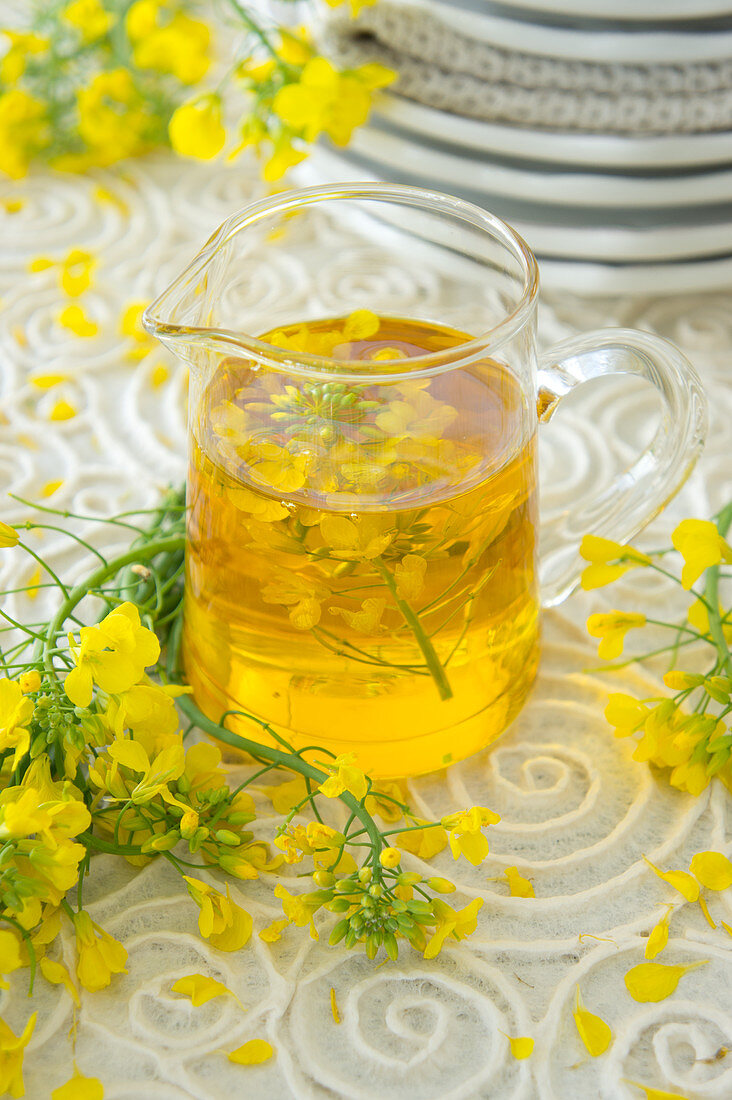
xmin=0 ymin=0 xmax=395 ymax=182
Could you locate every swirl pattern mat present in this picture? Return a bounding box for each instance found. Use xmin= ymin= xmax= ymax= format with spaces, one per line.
xmin=1 ymin=152 xmax=731 ymax=1100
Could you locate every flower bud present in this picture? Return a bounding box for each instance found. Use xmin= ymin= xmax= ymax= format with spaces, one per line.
xmin=19 ymin=671 xmax=41 ymax=694
xmin=357 ymin=867 xmax=372 ymax=884
xmin=214 ymin=829 xmax=241 ymax=847
xmin=141 ymin=831 xmax=179 ymax=853
xmin=427 ymin=877 xmax=456 ymax=894
xmin=313 ymin=870 xmax=335 ymax=888
xmin=379 ymin=847 xmax=401 ymax=869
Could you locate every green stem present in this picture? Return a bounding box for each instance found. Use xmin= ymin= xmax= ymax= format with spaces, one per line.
xmin=176 ymin=693 xmax=385 ymax=879
xmin=374 ymin=559 xmax=453 ymax=701
xmin=705 ymin=503 xmax=732 ymax=675
xmin=224 ymin=0 xmax=279 ymax=58
xmin=38 ymin=535 xmax=185 ymax=676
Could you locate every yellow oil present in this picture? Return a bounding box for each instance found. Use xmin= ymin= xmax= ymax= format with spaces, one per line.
xmin=184 ymin=314 xmax=539 ymax=778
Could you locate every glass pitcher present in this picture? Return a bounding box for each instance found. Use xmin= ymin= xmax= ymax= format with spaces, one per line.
xmin=144 ymin=184 xmax=706 ymax=779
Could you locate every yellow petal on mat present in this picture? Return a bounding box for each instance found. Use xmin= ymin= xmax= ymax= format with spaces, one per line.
xmin=171 ymin=973 xmax=234 ymax=1007
xmin=625 ymin=961 xmax=707 ymax=1003
xmin=644 ymin=858 xmax=699 ymax=903
xmin=573 ymin=988 xmax=612 ymax=1056
xmin=227 ymin=1039 xmax=274 ymax=1065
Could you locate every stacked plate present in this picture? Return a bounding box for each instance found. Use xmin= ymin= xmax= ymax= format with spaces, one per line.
xmin=302 ymin=0 xmax=732 ymax=294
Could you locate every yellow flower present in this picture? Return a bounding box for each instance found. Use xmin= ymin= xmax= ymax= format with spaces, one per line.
xmin=244 ymin=440 xmax=310 ymax=493
xmin=323 ymin=0 xmax=378 ymax=16
xmin=261 ymin=571 xmax=328 ymax=630
xmin=262 ymin=135 xmax=306 ymax=182
xmin=687 ymin=597 xmax=732 ymax=641
xmin=273 ymin=57 xmax=395 ymax=146
xmin=0 ymin=788 xmax=50 ymax=840
xmin=184 ymin=877 xmax=253 ymax=951
xmin=397 ymin=818 xmax=448 ymax=859
xmin=125 ymin=0 xmax=159 ymax=38
xmin=573 ymin=987 xmax=612 ymax=1056
xmin=0 ymin=678 xmax=34 ymax=769
xmin=227 ymin=1039 xmax=274 ymax=1065
xmin=278 ymin=28 xmax=312 ymax=66
xmin=319 ymin=514 xmax=393 ymax=561
xmin=0 ymin=89 xmax=48 ymax=178
xmin=52 ymin=1069 xmax=104 ymax=1100
xmin=77 ymin=69 xmax=151 ymax=165
xmin=131 ymin=10 xmax=211 ymax=84
xmin=604 ymin=693 xmax=648 ymax=738
xmin=0 ymin=520 xmax=19 ymax=547
xmin=64 ymin=602 xmax=160 ymax=707
xmin=105 ymin=737 xmax=185 ymax=804
xmin=63 ymin=0 xmax=115 ymax=42
xmin=105 ymin=682 xmax=188 ymax=742
xmin=0 ymin=929 xmax=23 ymax=989
xmin=441 ymin=806 xmax=500 ymax=865
xmin=332 ymin=597 xmax=386 ymax=634
xmin=169 ymin=96 xmax=225 ymax=159
xmin=375 ymin=388 xmax=457 ymax=440
xmin=0 ymin=1013 xmax=36 ymax=1098
xmin=579 ymin=535 xmax=651 ymax=590
xmin=672 ymin=518 xmax=732 ymax=590
xmin=72 ymin=910 xmax=128 ymax=992
xmin=587 ymin=611 xmax=646 ymax=660
xmin=423 ymin=897 xmax=483 ymax=959
xmin=319 ymin=753 xmax=368 ymax=801
xmin=0 ymin=31 xmax=47 ymax=84
xmin=18 ymin=671 xmax=41 ymax=694
xmin=394 ymin=554 xmax=427 ymax=600
xmin=274 ymin=883 xmax=323 ymax=939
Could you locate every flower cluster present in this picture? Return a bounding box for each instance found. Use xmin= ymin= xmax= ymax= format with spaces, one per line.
xmin=1 ymin=0 xmax=395 ymax=181
xmin=0 ymin=0 xmax=212 ymax=176
xmin=0 ymin=490 xmax=498 ymax=1090
xmin=170 ymin=25 xmax=395 ymax=180
xmin=584 ymin=508 xmax=732 ymax=796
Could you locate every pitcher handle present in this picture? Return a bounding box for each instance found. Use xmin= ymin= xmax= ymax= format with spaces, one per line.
xmin=537 ymin=327 xmax=707 ymax=607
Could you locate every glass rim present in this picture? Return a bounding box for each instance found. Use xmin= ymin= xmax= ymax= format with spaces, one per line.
xmin=143 ymin=182 xmax=540 ymax=380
